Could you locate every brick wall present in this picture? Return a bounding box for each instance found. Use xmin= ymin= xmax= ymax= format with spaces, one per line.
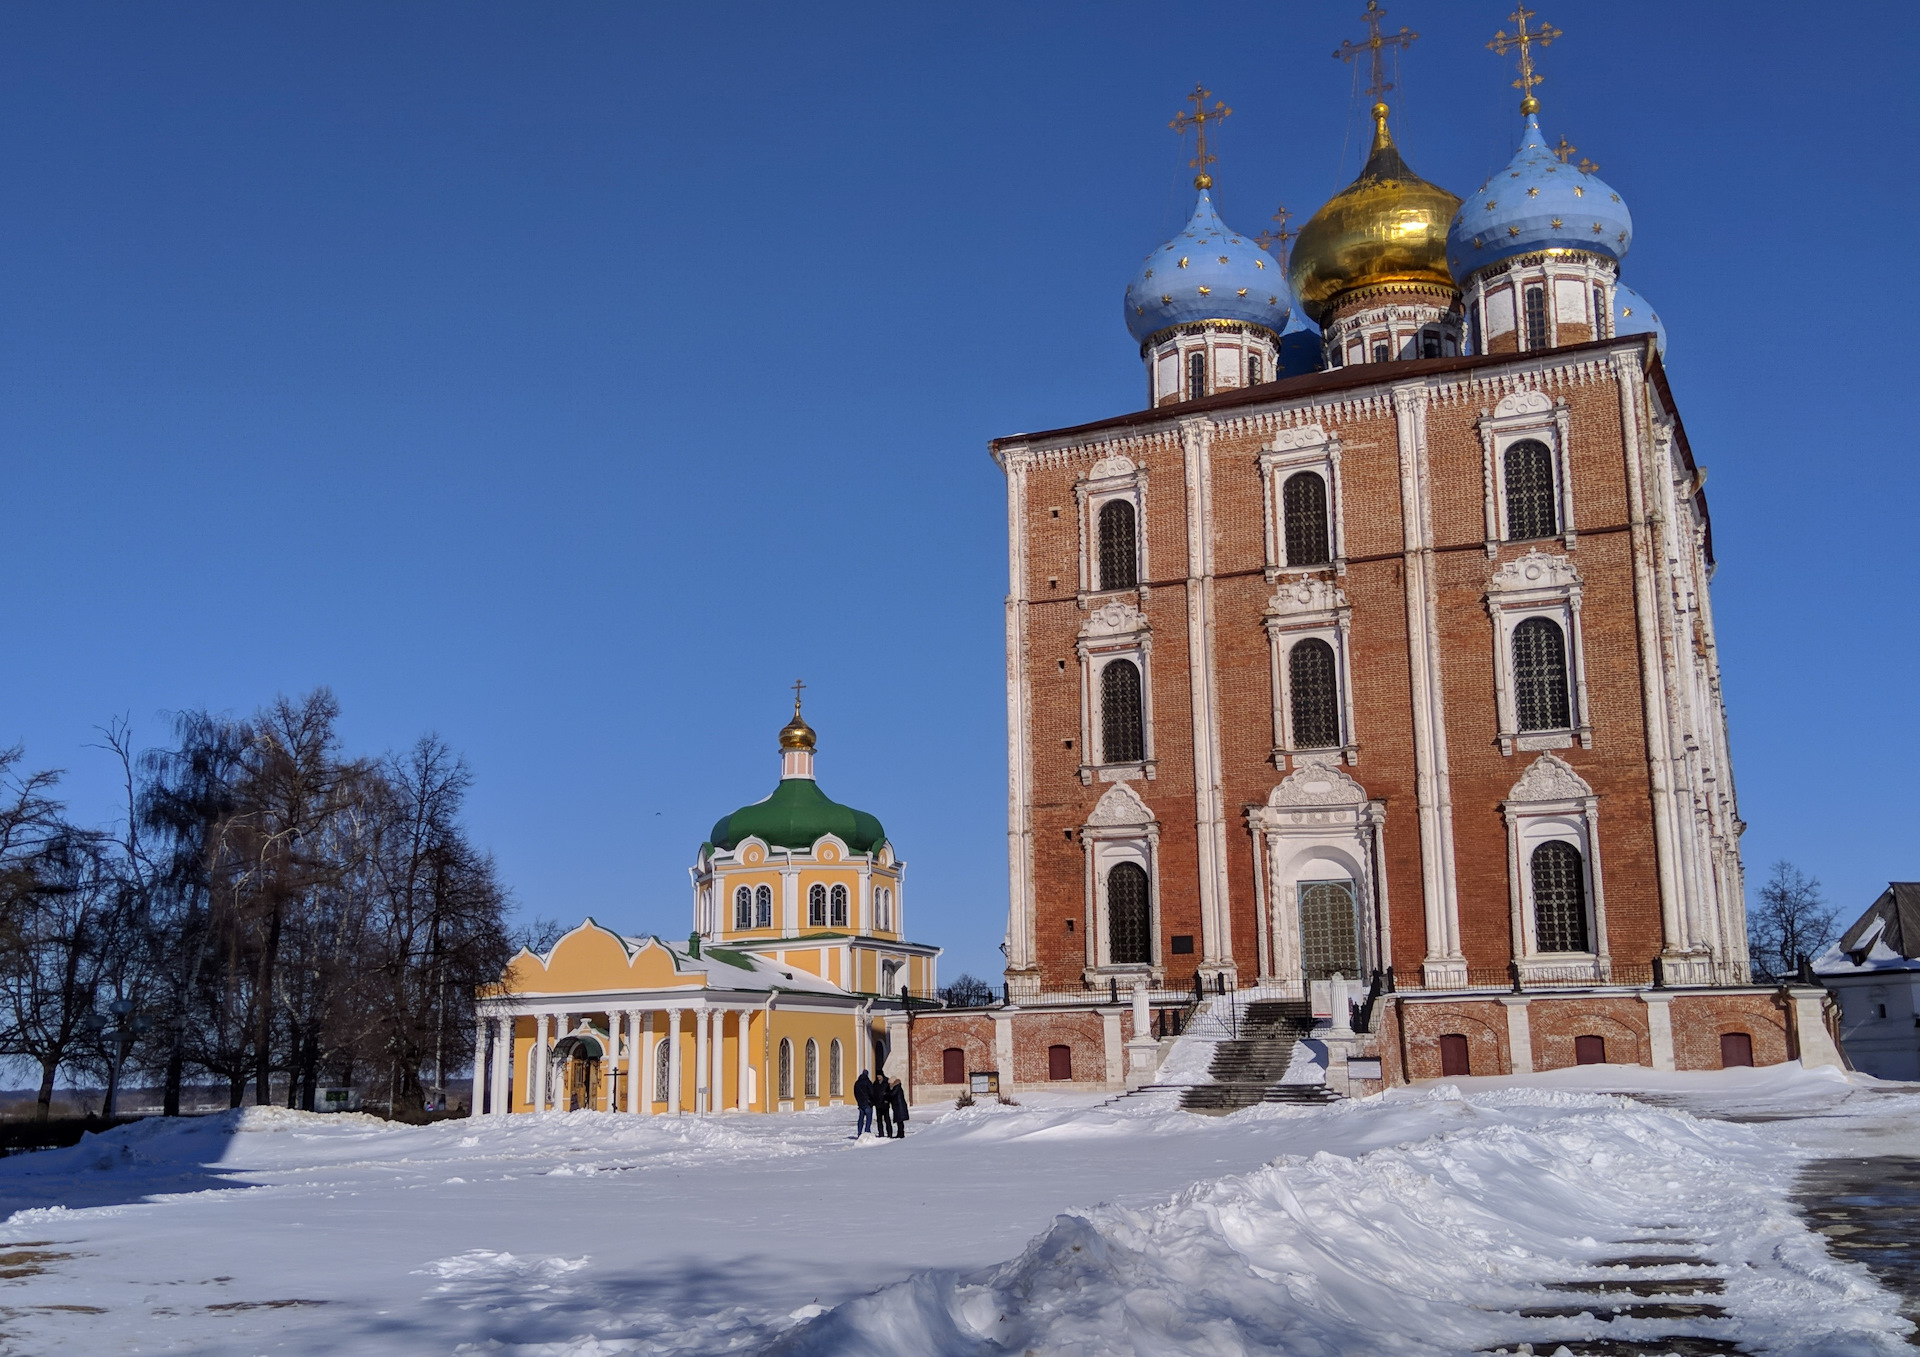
xmin=1670 ymin=993 xmax=1791 ymax=1070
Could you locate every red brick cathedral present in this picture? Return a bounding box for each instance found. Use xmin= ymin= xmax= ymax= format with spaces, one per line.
xmin=980 ymin=13 xmax=1840 ymax=1083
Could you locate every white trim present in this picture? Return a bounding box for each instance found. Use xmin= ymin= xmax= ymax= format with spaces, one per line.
xmin=1477 ymin=389 xmax=1576 ymax=556
xmin=1259 ymin=425 xmax=1346 ymax=579
xmin=1077 ymin=601 xmax=1156 ymax=784
xmin=1075 ymin=455 xmax=1150 ymax=602
xmin=1486 ymin=550 xmax=1592 ymax=755
xmin=1264 ymin=577 xmax=1359 ymax=768
xmin=1502 ymin=754 xmax=1609 ymax=983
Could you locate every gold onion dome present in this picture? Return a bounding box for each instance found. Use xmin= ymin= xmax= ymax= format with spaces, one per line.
xmin=778 ymin=699 xmax=816 ymax=751
xmin=1288 ymin=104 xmax=1462 ymax=326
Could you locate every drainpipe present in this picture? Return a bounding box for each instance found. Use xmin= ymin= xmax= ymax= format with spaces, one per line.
xmin=763 ymin=989 xmax=780 ymax=1112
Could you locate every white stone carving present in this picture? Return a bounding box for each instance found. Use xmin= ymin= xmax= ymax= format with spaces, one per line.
xmin=1270 ymin=424 xmax=1329 ymax=452
xmin=1493 ymin=390 xmax=1553 ymax=418
xmin=1081 ymin=600 xmax=1147 ymax=639
xmin=1490 ymin=549 xmax=1581 ymax=595
xmin=1266 ymin=577 xmax=1349 ymax=618
xmin=1088 ymin=454 xmax=1136 ymax=479
xmin=1087 ymin=782 xmax=1155 ymax=826
xmin=1268 ymin=765 xmax=1367 ymax=807
xmin=1507 ymin=752 xmax=1593 ymax=803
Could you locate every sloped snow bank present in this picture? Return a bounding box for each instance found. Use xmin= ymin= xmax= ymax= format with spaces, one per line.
xmin=766 ymin=1088 xmax=1911 ymax=1357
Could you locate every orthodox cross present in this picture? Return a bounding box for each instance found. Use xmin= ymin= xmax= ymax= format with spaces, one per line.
xmin=1170 ymin=84 xmax=1231 ymax=190
xmin=1554 ymin=135 xmax=1598 ymax=174
xmin=1488 ymin=5 xmax=1561 ymax=114
xmin=1334 ymin=1 xmax=1417 ymax=103
xmin=790 ymin=678 xmax=806 ymax=711
xmin=1256 ymin=205 xmax=1297 ymax=271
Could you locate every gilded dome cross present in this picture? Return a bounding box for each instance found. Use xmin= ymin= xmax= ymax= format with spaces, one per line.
xmin=1170 ymin=84 xmax=1231 ymax=191
xmin=1488 ymin=5 xmax=1561 ymax=115
xmin=1334 ymin=1 xmax=1417 ymax=104
xmin=1256 ymin=205 xmax=1297 ymax=272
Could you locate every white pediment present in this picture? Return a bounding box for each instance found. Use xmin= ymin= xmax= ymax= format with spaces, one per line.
xmin=1088 ymin=453 xmax=1136 ymax=479
xmin=1270 ymin=424 xmax=1329 ymax=452
xmin=1493 ymin=390 xmax=1553 ymax=418
xmin=1081 ymin=600 xmax=1147 ymax=639
xmin=1088 ymin=782 xmax=1155 ymax=826
xmin=1490 ymin=549 xmax=1581 ymax=594
xmin=1267 ymin=576 xmax=1348 ymax=618
xmin=1268 ymin=765 xmax=1367 ymax=807
xmin=1508 ymin=752 xmax=1593 ymax=803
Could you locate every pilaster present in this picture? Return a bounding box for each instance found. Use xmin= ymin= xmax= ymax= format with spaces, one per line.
xmin=1179 ymin=416 xmax=1235 ymax=980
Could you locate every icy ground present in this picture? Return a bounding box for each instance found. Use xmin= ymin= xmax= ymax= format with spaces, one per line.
xmin=2 ymin=1067 xmax=1917 ymax=1355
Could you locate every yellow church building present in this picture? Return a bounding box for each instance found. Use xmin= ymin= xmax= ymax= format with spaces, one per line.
xmin=472 ymin=696 xmax=942 ymax=1116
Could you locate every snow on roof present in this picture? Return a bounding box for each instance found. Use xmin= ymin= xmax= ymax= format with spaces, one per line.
xmin=1814 ymin=883 xmax=1920 ymax=974
xmin=614 ymin=934 xmax=848 ymax=997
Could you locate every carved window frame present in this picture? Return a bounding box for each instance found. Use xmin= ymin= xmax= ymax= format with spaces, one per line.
xmin=1078 ymin=602 xmax=1156 ymax=785
xmin=1075 ymin=454 xmax=1149 ymax=605
xmin=1263 ymin=578 xmax=1358 ymax=768
xmin=1478 ymin=392 xmax=1576 ymax=555
xmin=1502 ymin=755 xmax=1609 ymax=984
xmin=1080 ymin=785 xmax=1163 ymax=984
xmin=1259 ymin=427 xmax=1346 ymax=581
xmin=1244 ymin=766 xmax=1391 ymax=994
xmin=1487 ymin=551 xmax=1592 ymax=756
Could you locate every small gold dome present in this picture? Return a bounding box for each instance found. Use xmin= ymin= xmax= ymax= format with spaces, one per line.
xmin=1288 ymin=105 xmax=1463 ymax=326
xmin=778 ymin=701 xmax=816 ymax=751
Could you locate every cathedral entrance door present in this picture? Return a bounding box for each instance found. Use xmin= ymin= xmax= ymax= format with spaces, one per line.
xmin=1298 ymin=880 xmax=1362 ymax=983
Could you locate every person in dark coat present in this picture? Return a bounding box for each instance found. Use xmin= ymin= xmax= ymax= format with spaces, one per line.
xmin=888 ymin=1076 xmax=909 ymax=1138
xmin=852 ymin=1069 xmax=875 ymax=1137
xmin=874 ymin=1075 xmax=894 ymax=1138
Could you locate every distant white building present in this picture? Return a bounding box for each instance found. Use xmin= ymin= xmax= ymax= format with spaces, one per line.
xmin=1814 ymin=884 xmax=1920 ymax=1081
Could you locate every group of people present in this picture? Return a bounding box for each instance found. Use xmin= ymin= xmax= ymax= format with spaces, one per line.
xmin=852 ymin=1068 xmax=909 ymax=1138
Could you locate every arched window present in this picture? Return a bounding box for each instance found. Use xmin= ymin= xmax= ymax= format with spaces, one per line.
xmin=1288 ymin=639 xmax=1340 ymax=749
xmin=1592 ymin=284 xmax=1608 ymax=338
xmin=829 ymin=1039 xmax=844 ymax=1096
xmin=1097 ymin=499 xmax=1138 ymax=591
xmin=880 ymin=959 xmax=901 ymax=994
xmin=1100 ymin=660 xmax=1144 ymax=764
xmin=1299 ymin=880 xmax=1359 ymax=981
xmin=734 ymin=886 xmax=752 ymax=929
xmin=1421 ymin=331 xmax=1440 ymax=359
xmin=829 ymin=884 xmax=848 ymax=927
xmin=1531 ymin=840 xmax=1589 ymax=953
xmin=1281 ymin=471 xmax=1331 ymax=566
xmin=804 ymin=1039 xmax=819 ymax=1098
xmin=1524 ymin=284 xmax=1548 ymax=351
xmin=1187 ymin=350 xmax=1206 ymax=400
xmin=1107 ymin=861 xmax=1151 ymax=965
xmin=808 ymin=884 xmax=827 ymax=928
xmin=1503 ymin=439 xmax=1558 ymax=540
xmin=1469 ymin=301 xmax=1483 ymax=355
xmin=654 ymin=1035 xmax=671 ymax=1104
xmin=754 ymin=884 xmax=773 ymax=928
xmin=778 ymin=1038 xmax=794 ymax=1100
xmin=1247 ymin=353 xmax=1263 ymax=386
xmin=1048 ymin=1045 xmax=1073 ymax=1080
xmin=1512 ymin=617 xmax=1571 ymax=731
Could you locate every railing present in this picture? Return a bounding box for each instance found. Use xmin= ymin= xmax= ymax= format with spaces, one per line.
xmin=1391 ymin=958 xmax=1757 ymax=994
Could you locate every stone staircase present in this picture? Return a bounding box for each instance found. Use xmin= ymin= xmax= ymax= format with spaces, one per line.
xmin=1177 ymin=1000 xmax=1339 ymax=1114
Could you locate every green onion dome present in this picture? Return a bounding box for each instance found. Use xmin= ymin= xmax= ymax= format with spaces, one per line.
xmin=708 ymin=776 xmax=887 ymax=855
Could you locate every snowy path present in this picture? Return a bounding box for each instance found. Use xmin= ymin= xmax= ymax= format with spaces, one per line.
xmin=0 ymin=1070 xmax=1913 ymax=1354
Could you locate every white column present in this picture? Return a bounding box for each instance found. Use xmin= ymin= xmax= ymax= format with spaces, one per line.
xmin=695 ymin=1008 xmax=711 ymax=1116
xmin=737 ymin=1011 xmax=752 ymax=1112
xmin=473 ymin=1012 xmax=488 ymax=1116
xmin=667 ymin=1009 xmax=684 ymax=1115
xmin=1499 ymin=996 xmax=1534 ymax=1075
xmin=626 ymin=1010 xmax=642 ymax=1113
xmin=604 ymin=1012 xmax=620 ymax=1111
xmin=532 ymin=1012 xmax=550 ymax=1112
xmin=555 ymin=1013 xmax=572 ymax=1111
xmin=494 ymin=1016 xmax=511 ymax=1116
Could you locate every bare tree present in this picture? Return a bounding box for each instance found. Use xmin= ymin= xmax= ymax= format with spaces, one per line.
xmin=1748 ymin=860 xmax=1841 ymax=982
xmin=939 ymin=973 xmax=997 ymax=1007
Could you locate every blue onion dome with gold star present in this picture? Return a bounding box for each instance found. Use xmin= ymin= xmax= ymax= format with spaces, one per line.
xmin=1447 ymin=114 xmax=1633 ymax=281
xmin=1124 ymin=191 xmax=1292 ymax=348
xmin=1611 ymin=281 xmax=1666 ymax=356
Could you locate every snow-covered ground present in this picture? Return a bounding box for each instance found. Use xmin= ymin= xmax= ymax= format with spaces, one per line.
xmin=2 ymin=1067 xmax=1916 ymax=1355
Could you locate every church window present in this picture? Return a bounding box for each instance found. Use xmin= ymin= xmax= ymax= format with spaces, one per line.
xmin=754 ymin=884 xmax=773 ymax=928
xmin=880 ymin=959 xmax=901 ymax=994
xmin=1371 ymin=342 xmax=1389 ymax=364
xmin=1593 ymin=284 xmax=1608 ymax=338
xmin=1299 ymin=880 xmax=1360 ymax=981
xmin=778 ymin=1039 xmax=794 ymax=1101
xmin=1421 ymin=331 xmax=1440 ymax=359
xmin=1288 ymin=639 xmax=1341 ymax=749
xmin=1329 ymin=345 xmax=1344 ymax=368
xmin=830 ymin=884 xmax=848 ymax=927
xmin=1503 ymin=439 xmax=1558 ymax=540
xmin=1048 ymin=1045 xmax=1073 ymax=1081
xmin=734 ymin=886 xmax=752 ymax=929
xmin=1524 ymin=284 xmax=1548 ymax=351
xmin=1107 ymin=861 xmax=1151 ymax=966
xmin=1531 ymin=840 xmax=1589 ymax=952
xmin=1097 ymin=499 xmax=1139 ymax=591
xmin=804 ymin=1039 xmax=819 ymax=1098
xmin=874 ymin=887 xmax=892 ymax=931
xmin=1281 ymin=472 xmax=1331 ymax=566
xmin=942 ymin=1047 xmax=964 ymax=1084
xmin=809 ymin=884 xmax=827 ymax=928
xmin=830 ymin=1039 xmax=844 ymax=1095
xmin=1248 ymin=353 xmax=1263 ymax=386
xmin=654 ymin=1035 xmax=671 ymax=1104
xmin=1100 ymin=660 xmax=1144 ymax=764
xmin=1512 ymin=617 xmax=1572 ymax=731
xmin=1469 ymin=302 xmax=1483 ymax=355
xmin=1187 ymin=350 xmax=1206 ymax=400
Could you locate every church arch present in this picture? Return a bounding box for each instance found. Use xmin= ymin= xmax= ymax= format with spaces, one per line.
xmin=1107 ymin=861 xmax=1151 ymax=966
xmin=1531 ymin=840 xmax=1589 ymax=953
xmin=754 ymin=884 xmax=773 ymax=928
xmin=809 ymin=884 xmax=827 ymax=928
xmin=830 ymin=884 xmax=848 ymax=927
xmin=829 ymin=1039 xmax=844 ymax=1096
xmin=654 ymin=1033 xmax=671 ymax=1104
xmin=733 ymin=886 xmax=752 ymax=929
xmin=804 ymin=1039 xmax=819 ymax=1099
xmin=1097 ymin=499 xmax=1138 ymax=591
xmin=778 ymin=1038 xmax=794 ymax=1102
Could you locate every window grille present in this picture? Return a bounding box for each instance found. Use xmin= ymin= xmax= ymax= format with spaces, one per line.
xmin=1097 ymin=499 xmax=1138 ymax=590
xmin=804 ymin=1039 xmax=819 ymax=1098
xmin=1187 ymin=351 xmax=1206 ymax=400
xmin=1247 ymin=353 xmax=1263 ymax=386
xmin=754 ymin=884 xmax=773 ymax=928
xmin=830 ymin=1039 xmax=844 ymax=1095
xmin=1107 ymin=862 xmax=1151 ymax=965
xmin=829 ymin=884 xmax=848 ymax=927
xmin=1512 ymin=616 xmax=1572 ymax=731
xmin=1100 ymin=660 xmax=1145 ymax=763
xmin=1288 ymin=638 xmax=1341 ymax=748
xmin=1593 ymin=284 xmax=1608 ymax=338
xmin=1503 ymin=439 xmax=1558 ymax=539
xmin=778 ymin=1039 xmax=793 ymax=1100
xmin=1531 ymin=840 xmax=1589 ymax=952
xmin=654 ymin=1036 xmax=671 ymax=1103
xmin=1298 ymin=880 xmax=1360 ymax=981
xmin=1281 ymin=471 xmax=1331 ymax=566
xmin=808 ymin=884 xmax=826 ymax=927
xmin=1470 ymin=301 xmax=1482 ymax=355
xmin=734 ymin=886 xmax=752 ymax=929
xmin=1524 ymin=284 xmax=1548 ymax=351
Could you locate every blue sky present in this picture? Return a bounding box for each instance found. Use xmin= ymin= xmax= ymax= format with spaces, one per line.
xmin=5 ymin=2 xmax=1915 ymax=981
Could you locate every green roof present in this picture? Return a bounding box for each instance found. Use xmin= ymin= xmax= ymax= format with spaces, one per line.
xmin=709 ymin=776 xmax=887 ymax=855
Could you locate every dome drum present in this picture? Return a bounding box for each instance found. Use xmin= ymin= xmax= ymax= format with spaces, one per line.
xmin=1463 ymin=251 xmax=1618 ymax=356
xmin=1319 ymin=285 xmax=1462 ymax=369
xmin=1144 ymin=322 xmax=1281 ymax=407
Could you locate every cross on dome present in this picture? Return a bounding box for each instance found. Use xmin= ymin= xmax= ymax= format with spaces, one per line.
xmin=1335 ymin=1 xmax=1417 ymax=105
xmin=1489 ymin=5 xmax=1561 ymax=115
xmin=1169 ymin=84 xmax=1231 ymax=190
xmin=1256 ymin=204 xmax=1297 ymax=272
